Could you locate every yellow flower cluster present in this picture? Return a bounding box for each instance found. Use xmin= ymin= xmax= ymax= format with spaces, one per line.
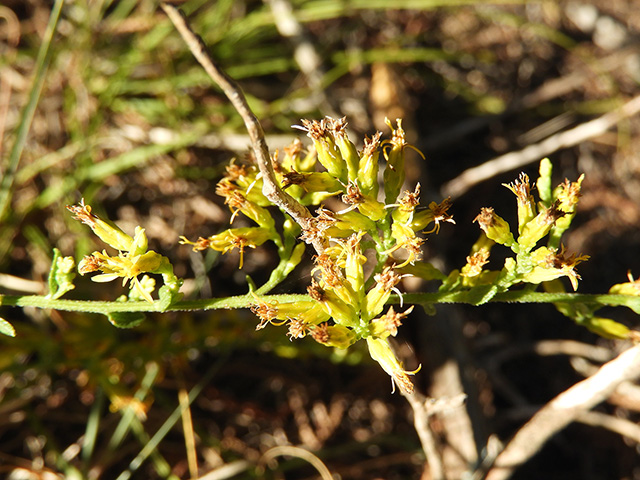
xmin=67 ymin=200 xmax=179 ymax=304
xmin=205 ymin=116 xmax=453 ymax=394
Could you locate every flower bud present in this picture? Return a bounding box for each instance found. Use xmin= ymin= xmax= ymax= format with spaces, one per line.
xmin=333 ymin=118 xmax=360 ymax=183
xmin=609 ymin=272 xmax=640 ymax=296
xmin=580 ymin=317 xmax=630 ymax=340
xmin=517 ymin=201 xmax=565 ymax=252
xmin=503 ymin=173 xmax=535 ymax=234
xmin=358 ymin=132 xmax=382 ymax=197
xmin=67 ymin=200 xmax=133 ymax=251
xmin=311 ymin=323 xmax=358 ymax=349
xmin=366 ymin=337 xmax=415 ymax=394
xmin=300 ymin=118 xmax=345 ymax=181
xmin=474 ymin=208 xmax=516 ymax=248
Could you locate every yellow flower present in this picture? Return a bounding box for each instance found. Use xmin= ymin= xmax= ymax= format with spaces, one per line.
xmin=382 ymin=118 xmax=424 ymax=204
xmin=366 ymin=337 xmax=418 ymax=394
xmin=385 ymin=222 xmax=425 ymax=267
xmin=67 ymin=199 xmax=134 ymax=251
xmin=410 ymin=196 xmax=455 ymax=234
xmin=180 ymin=227 xmax=273 ymax=269
xmin=503 ymin=173 xmax=535 ymax=233
xmin=364 ymin=266 xmax=402 ymax=322
xmin=358 ymin=132 xmax=382 ymax=197
xmin=68 ymin=201 xmax=179 ymax=304
xmin=77 ymin=233 xmax=166 ymax=304
xmin=517 ymin=201 xmax=565 ymax=252
xmin=526 ymin=246 xmax=589 ymax=291
xmin=474 ymin=207 xmax=515 ymax=248
xmin=311 ymin=323 xmax=357 ymax=349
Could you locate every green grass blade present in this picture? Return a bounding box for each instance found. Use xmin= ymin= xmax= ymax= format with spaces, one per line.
xmin=82 ymin=386 xmax=105 ymax=463
xmin=115 ymin=358 xmax=225 ymax=480
xmin=108 ymin=362 xmax=160 ymax=450
xmin=0 ymin=0 xmax=64 ymax=221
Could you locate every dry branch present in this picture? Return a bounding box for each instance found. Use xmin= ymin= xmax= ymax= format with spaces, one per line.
xmin=161 ymin=3 xmax=325 ymax=255
xmin=485 ymin=343 xmax=640 ymax=480
xmin=442 ymin=94 xmax=640 ymax=199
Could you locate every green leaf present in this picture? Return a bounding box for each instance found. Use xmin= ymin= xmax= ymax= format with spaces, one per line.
xmin=464 ymin=284 xmax=499 ymax=305
xmin=107 ymin=312 xmax=146 ymax=329
xmin=47 ymin=248 xmax=76 ymax=300
xmin=0 ymin=318 xmax=16 ymax=337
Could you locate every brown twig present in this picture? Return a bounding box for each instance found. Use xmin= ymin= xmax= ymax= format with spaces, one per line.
xmin=161 ymin=3 xmax=325 ymax=255
xmin=442 ymin=93 xmax=640 ymax=199
xmin=403 ymin=389 xmax=446 ymax=480
xmin=484 ymin=343 xmax=640 ymax=480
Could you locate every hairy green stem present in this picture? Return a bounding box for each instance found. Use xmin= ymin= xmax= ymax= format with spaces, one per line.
xmin=2 ymin=291 xmax=639 ymax=315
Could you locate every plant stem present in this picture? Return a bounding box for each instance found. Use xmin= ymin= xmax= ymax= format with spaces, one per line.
xmin=161 ymin=3 xmax=325 ymax=255
xmin=2 ymin=291 xmax=639 ymax=315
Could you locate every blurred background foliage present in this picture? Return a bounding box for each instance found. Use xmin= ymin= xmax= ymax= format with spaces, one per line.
xmin=1 ymin=0 xmax=639 ymax=478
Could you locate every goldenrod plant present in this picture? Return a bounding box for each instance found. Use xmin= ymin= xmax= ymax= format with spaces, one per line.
xmin=1 ymin=3 xmax=639 ymax=398
xmin=3 ymin=115 xmax=639 ymax=394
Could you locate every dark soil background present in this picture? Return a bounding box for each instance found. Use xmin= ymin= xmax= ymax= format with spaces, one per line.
xmin=1 ymin=1 xmax=640 ymax=479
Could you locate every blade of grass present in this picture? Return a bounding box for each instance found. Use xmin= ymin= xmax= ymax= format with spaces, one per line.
xmin=179 ymin=387 xmax=198 ymax=478
xmin=81 ymin=386 xmax=105 ymax=464
xmin=31 ymin=126 xmax=206 ymax=211
xmin=0 ymin=0 xmax=64 ymax=221
xmin=108 ymin=362 xmax=160 ymax=450
xmin=115 ymin=357 xmax=226 ymax=480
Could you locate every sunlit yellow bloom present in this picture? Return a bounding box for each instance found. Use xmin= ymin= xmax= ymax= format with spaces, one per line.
xmin=386 ymin=222 xmax=425 ymax=266
xmin=67 ymin=200 xmax=134 ymax=251
xmin=297 ymin=117 xmax=345 ymax=180
xmin=391 ymin=184 xmax=422 ymax=225
xmin=609 ymin=271 xmax=640 ymax=296
xmin=411 ymin=197 xmax=455 ymax=234
xmin=311 ymin=323 xmax=357 ymax=349
xmin=180 ymin=227 xmax=273 ymax=269
xmin=503 ymin=173 xmax=535 ymax=233
xmin=474 ymin=207 xmax=515 ymax=248
xmin=366 ymin=337 xmax=418 ymax=394
xmin=382 ymin=118 xmax=424 ymax=204
xmin=333 ymin=117 xmax=360 ymax=183
xmin=68 ymin=201 xmax=178 ymax=304
xmin=517 ymin=201 xmax=565 ymax=252
xmin=358 ymin=132 xmax=382 ymax=196
xmin=341 ymin=181 xmax=386 ymax=221
xmin=308 ymin=279 xmax=358 ymax=328
xmin=364 ymin=267 xmax=402 ymax=322
xmin=526 ymin=245 xmax=589 ymax=291
xmin=370 ymin=305 xmax=413 ymax=339
xmin=461 ymin=249 xmax=490 ymax=278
